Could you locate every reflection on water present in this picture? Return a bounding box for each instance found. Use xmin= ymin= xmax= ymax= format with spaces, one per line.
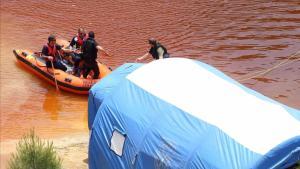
xmin=43 ymin=90 xmax=61 ymax=120
xmin=1 ymin=0 xmax=300 ymax=140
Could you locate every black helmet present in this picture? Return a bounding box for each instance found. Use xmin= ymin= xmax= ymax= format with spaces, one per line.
xmin=48 ymin=35 xmax=56 ymax=42
xmin=148 ymin=38 xmax=157 ymax=45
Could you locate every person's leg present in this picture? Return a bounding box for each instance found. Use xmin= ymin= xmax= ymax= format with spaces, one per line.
xmin=72 ymin=53 xmax=81 ymax=76
xmin=72 ymin=53 xmax=81 ymax=67
xmin=83 ymin=65 xmax=92 ymax=78
xmin=92 ymin=63 xmax=100 ymax=79
xmin=46 ymin=61 xmax=52 ymax=68
xmin=54 ymin=61 xmax=67 ymax=72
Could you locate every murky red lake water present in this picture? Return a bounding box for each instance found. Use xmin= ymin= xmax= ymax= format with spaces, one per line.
xmin=1 ymin=0 xmax=299 ymax=141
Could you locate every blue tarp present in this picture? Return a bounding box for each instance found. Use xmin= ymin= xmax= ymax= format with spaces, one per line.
xmin=88 ymin=58 xmax=300 ymax=169
xmin=88 ymin=63 xmax=143 ymax=129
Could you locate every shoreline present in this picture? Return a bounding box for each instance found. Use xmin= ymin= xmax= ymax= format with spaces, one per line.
xmin=1 ymin=132 xmax=89 ymax=169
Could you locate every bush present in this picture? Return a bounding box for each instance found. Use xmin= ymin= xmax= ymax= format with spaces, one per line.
xmin=288 ymin=161 xmax=300 ymax=169
xmin=8 ymin=129 xmax=62 ymax=169
xmin=297 ymin=161 xmax=300 ymax=169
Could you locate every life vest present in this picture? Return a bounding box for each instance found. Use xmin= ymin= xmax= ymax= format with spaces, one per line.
xmin=43 ymin=44 xmax=57 ymax=62
xmin=76 ymin=34 xmax=88 ymax=47
xmin=47 ymin=44 xmax=57 ymax=56
xmin=149 ymin=43 xmax=169 ymax=60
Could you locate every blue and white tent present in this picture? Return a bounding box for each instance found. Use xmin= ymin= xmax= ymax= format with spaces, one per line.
xmin=88 ymin=58 xmax=300 ymax=169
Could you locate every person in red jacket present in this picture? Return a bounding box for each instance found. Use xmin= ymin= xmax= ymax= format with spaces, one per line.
xmin=68 ymin=28 xmax=88 ymax=76
xmin=41 ymin=35 xmax=67 ymax=71
xmin=69 ymin=27 xmax=87 ymax=50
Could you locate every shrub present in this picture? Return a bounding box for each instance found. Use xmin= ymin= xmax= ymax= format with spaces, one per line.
xmin=297 ymin=161 xmax=300 ymax=169
xmin=8 ymin=129 xmax=62 ymax=169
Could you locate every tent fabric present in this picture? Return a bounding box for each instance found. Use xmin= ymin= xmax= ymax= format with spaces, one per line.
xmin=88 ymin=63 xmax=143 ymax=129
xmin=88 ymin=58 xmax=300 ymax=169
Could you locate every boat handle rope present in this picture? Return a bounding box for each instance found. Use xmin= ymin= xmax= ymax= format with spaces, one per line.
xmin=238 ymin=50 xmax=300 ymax=82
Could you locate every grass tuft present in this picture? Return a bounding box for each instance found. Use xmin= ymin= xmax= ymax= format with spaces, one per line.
xmin=8 ymin=129 xmax=62 ymax=169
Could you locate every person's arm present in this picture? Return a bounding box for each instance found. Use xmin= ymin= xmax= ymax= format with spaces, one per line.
xmin=96 ymin=45 xmax=110 ymax=56
xmin=68 ymin=37 xmax=81 ymax=54
xmin=136 ymin=52 xmax=150 ymax=62
xmin=69 ymin=37 xmax=76 ymax=49
xmin=56 ymin=45 xmax=67 ymax=60
xmin=157 ymin=47 xmax=164 ymax=59
xmin=61 ymin=48 xmax=74 ymax=54
xmin=41 ymin=55 xmax=53 ymax=61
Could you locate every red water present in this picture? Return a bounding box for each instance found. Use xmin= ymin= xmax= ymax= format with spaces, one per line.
xmin=1 ymin=0 xmax=300 ymax=141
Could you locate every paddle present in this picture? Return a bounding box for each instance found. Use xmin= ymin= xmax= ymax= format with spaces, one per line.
xmin=50 ymin=60 xmax=60 ymax=92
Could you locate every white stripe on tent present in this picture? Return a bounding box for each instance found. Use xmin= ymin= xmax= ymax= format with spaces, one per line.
xmin=127 ymin=58 xmax=300 ymax=155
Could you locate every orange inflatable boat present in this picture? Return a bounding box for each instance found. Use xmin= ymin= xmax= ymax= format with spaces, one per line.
xmin=13 ymin=49 xmax=112 ymax=94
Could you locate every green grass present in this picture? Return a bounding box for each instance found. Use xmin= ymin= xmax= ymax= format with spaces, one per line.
xmin=8 ymin=129 xmax=62 ymax=169
xmin=296 ymin=161 xmax=300 ymax=169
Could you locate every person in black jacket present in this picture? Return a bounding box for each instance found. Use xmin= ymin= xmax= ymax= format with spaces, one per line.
xmin=82 ymin=31 xmax=108 ymax=79
xmin=136 ymin=38 xmax=170 ymax=62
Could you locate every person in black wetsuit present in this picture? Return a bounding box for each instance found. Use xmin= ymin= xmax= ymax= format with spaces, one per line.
xmin=136 ymin=38 xmax=170 ymax=62
xmin=81 ymin=31 xmax=108 ymax=79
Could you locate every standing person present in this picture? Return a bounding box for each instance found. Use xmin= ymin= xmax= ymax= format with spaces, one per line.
xmin=82 ymin=31 xmax=108 ymax=79
xmin=136 ymin=38 xmax=170 ymax=62
xmin=69 ymin=27 xmax=87 ymax=76
xmin=41 ymin=35 xmax=67 ymax=72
